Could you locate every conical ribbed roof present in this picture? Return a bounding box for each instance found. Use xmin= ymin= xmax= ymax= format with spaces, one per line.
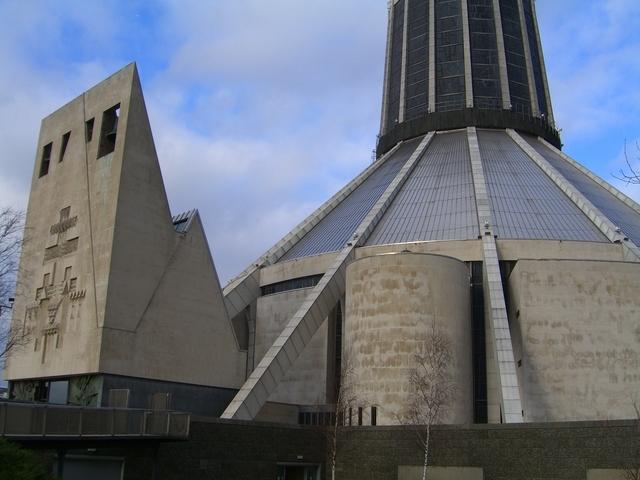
xmin=277 ymin=128 xmax=640 ymax=264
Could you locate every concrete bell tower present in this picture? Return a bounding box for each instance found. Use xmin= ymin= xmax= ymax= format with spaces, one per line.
xmin=6 ymin=64 xmax=247 ymax=413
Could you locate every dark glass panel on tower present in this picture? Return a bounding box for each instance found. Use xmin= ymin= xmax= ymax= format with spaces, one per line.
xmin=386 ymin=0 xmax=406 ymax=132
xmin=435 ymin=0 xmax=465 ymax=111
xmin=404 ymin=0 xmax=429 ymax=121
xmin=499 ymin=0 xmax=530 ymax=114
xmin=468 ymin=0 xmax=501 ymax=109
xmin=521 ymin=0 xmax=548 ymax=117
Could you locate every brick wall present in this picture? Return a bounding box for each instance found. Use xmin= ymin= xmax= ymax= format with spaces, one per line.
xmin=114 ymin=419 xmax=639 ymax=479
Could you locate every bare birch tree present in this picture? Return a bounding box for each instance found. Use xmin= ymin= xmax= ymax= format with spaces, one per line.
xmin=625 ymin=396 xmax=640 ymax=480
xmin=0 ymin=207 xmax=28 ymax=368
xmin=404 ymin=320 xmax=455 ymax=480
xmin=326 ymin=352 xmax=359 ymax=480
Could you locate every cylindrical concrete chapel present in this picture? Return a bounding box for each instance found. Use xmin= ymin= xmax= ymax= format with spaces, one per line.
xmin=344 ymin=252 xmax=473 ymax=425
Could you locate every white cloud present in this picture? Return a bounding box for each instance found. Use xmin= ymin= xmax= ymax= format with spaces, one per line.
xmin=2 ymin=0 xmax=639 ymax=285
xmin=537 ymin=0 xmax=640 ymax=140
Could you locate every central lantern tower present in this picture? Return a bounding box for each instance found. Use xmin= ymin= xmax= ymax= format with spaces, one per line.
xmin=378 ymin=0 xmax=559 ymax=155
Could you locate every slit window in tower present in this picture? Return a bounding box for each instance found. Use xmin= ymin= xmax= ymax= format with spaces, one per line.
xmin=59 ymin=131 xmax=71 ymax=162
xmin=499 ymin=0 xmax=531 ymax=114
xmin=371 ymin=406 xmax=377 ymax=426
xmin=404 ymin=0 xmax=429 ymax=121
xmin=435 ymin=0 xmax=465 ymax=111
xmin=468 ymin=0 xmax=501 ymax=109
xmin=98 ymin=104 xmax=120 ymax=159
xmin=39 ymin=142 xmax=52 ymax=177
xmin=85 ymin=118 xmax=94 ymax=142
xmin=357 ymin=407 xmax=363 ymax=426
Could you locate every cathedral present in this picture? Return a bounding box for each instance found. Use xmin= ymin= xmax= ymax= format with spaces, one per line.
xmin=6 ymin=0 xmax=640 ymax=431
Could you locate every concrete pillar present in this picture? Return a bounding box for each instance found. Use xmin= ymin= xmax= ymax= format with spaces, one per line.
xmin=467 ymin=127 xmax=524 ymax=423
xmin=529 ymin=0 xmax=554 ymax=123
xmin=380 ymin=1 xmax=395 ymax=134
xmin=399 ymin=0 xmax=410 ymax=122
xmin=492 ymin=0 xmax=512 ymax=110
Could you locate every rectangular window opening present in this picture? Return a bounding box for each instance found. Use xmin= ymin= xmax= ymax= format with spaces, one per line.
xmin=98 ymin=104 xmax=120 ymax=158
xmin=85 ymin=118 xmax=95 ymax=142
xmin=59 ymin=131 xmax=71 ymax=162
xmin=39 ymin=142 xmax=52 ymax=177
xmin=371 ymin=406 xmax=377 ymax=426
xmin=357 ymin=407 xmax=363 ymax=426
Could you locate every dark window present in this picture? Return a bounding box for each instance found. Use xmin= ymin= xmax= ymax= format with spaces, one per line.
xmin=470 ymin=262 xmax=487 ymax=423
xmin=348 ymin=407 xmax=353 ymax=426
xmin=34 ymin=380 xmax=50 ymax=402
xmin=98 ymin=104 xmax=120 ymax=158
xmin=357 ymin=407 xmax=363 ymax=426
xmin=371 ymin=406 xmax=377 ymax=426
xmin=39 ymin=142 xmax=52 ymax=177
xmin=85 ymin=118 xmax=95 ymax=142
xmin=261 ymin=274 xmax=323 ymax=296
xmin=59 ymin=131 xmax=71 ymax=162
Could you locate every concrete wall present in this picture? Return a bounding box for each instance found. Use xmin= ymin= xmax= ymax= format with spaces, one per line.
xmin=99 ymin=213 xmax=246 ymax=388
xmin=260 ymin=253 xmax=337 ymax=286
xmin=345 ymin=252 xmax=473 ymax=425
xmin=508 ymin=259 xmax=640 ymax=421
xmin=23 ymin=419 xmax=640 ymax=480
xmin=255 ymin=288 xmax=329 ymax=405
xmin=333 ymin=421 xmax=639 ymax=480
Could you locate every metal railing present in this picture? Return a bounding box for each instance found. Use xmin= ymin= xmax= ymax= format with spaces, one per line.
xmin=0 ymin=402 xmax=190 ymax=439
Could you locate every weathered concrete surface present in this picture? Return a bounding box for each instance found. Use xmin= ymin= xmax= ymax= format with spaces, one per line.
xmin=259 ymin=252 xmax=337 ymax=286
xmin=398 ymin=466 xmax=483 ymax=480
xmin=509 ymin=259 xmax=640 ymax=421
xmin=356 ymin=239 xmax=483 ymax=262
xmin=345 ymin=252 xmax=473 ymax=425
xmin=5 ymin=64 xmax=244 ymax=390
xmin=255 ymin=288 xmax=329 ymax=405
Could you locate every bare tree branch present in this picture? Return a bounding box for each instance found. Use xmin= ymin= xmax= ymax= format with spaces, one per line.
xmin=402 ymin=319 xmax=456 ymax=480
xmin=613 ymin=140 xmax=640 ymax=185
xmin=325 ymin=350 xmax=360 ymax=480
xmin=0 ymin=207 xmax=28 ymax=368
xmin=624 ymin=395 xmax=640 ymax=480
